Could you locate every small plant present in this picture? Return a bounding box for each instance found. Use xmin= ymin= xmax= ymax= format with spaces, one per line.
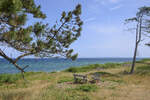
xmin=65 ymin=67 xmax=80 ymax=73
xmin=57 ymin=77 xmax=73 ymax=83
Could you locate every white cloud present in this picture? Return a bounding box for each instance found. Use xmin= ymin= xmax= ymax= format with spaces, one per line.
xmin=89 ymin=0 xmax=122 ymax=14
xmin=84 ymin=18 xmax=96 ymax=23
xmin=110 ymin=4 xmax=123 ymax=11
xmin=94 ymin=0 xmax=120 ymax=4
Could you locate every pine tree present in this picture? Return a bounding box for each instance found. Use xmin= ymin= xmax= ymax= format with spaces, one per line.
xmin=125 ymin=6 xmax=150 ymax=74
xmin=0 ymin=0 xmax=83 ymax=78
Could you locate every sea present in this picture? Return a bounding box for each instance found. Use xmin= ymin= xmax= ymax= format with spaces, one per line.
xmin=0 ymin=58 xmax=143 ymax=74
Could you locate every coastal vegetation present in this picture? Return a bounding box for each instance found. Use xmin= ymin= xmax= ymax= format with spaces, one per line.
xmin=0 ymin=0 xmax=150 ymax=100
xmin=0 ymin=59 xmax=150 ymax=100
xmin=0 ymin=0 xmax=82 ymax=78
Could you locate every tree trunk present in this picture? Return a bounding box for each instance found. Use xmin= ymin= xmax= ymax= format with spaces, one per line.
xmin=130 ymin=42 xmax=139 ymax=74
xmin=129 ymin=15 xmax=143 ymax=74
xmin=0 ymin=49 xmax=26 ymax=80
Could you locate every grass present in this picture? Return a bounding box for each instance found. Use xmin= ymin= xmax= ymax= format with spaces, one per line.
xmin=92 ymin=71 xmax=119 ymax=77
xmin=136 ymin=58 xmax=150 ymax=63
xmin=57 ymin=77 xmax=73 ymax=83
xmin=76 ymin=84 xmax=98 ymax=92
xmin=65 ymin=63 xmax=122 ymax=73
xmin=135 ymin=65 xmax=150 ymax=75
xmin=0 ymin=59 xmax=150 ymax=100
xmin=0 ymin=74 xmax=21 ymax=84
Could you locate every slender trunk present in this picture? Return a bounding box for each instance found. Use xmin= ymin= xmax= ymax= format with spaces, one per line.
xmin=130 ymin=15 xmax=143 ymax=74
xmin=130 ymin=42 xmax=138 ymax=74
xmin=0 ymin=50 xmax=26 ymax=80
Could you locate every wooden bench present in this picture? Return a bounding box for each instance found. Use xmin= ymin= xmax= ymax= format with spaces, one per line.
xmin=73 ymin=74 xmax=88 ymax=84
xmin=91 ymin=73 xmax=100 ymax=83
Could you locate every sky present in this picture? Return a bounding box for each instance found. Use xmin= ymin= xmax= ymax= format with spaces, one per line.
xmin=1 ymin=0 xmax=150 ymax=58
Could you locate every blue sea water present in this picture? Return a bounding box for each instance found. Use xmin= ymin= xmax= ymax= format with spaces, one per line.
xmin=0 ymin=58 xmax=142 ymax=74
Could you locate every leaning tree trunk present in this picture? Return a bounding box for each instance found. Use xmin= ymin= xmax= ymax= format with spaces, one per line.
xmin=130 ymin=42 xmax=139 ymax=74
xmin=0 ymin=49 xmax=31 ymax=81
xmin=129 ymin=14 xmax=143 ymax=74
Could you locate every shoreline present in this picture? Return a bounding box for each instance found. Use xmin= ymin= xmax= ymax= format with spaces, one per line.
xmin=0 ymin=58 xmax=149 ymax=75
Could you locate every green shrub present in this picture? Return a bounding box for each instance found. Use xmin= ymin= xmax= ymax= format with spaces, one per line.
xmin=57 ymin=77 xmax=73 ymax=83
xmin=135 ymin=65 xmax=150 ymax=75
xmin=136 ymin=58 xmax=150 ymax=63
xmin=65 ymin=64 xmax=101 ymax=73
xmin=94 ymin=71 xmax=118 ymax=77
xmin=103 ymin=63 xmax=121 ymax=69
xmin=137 ymin=65 xmax=150 ymax=71
xmin=76 ymin=84 xmax=98 ymax=92
xmin=65 ymin=67 xmax=80 ymax=73
xmin=0 ymin=74 xmax=21 ymax=83
xmin=24 ymin=72 xmax=42 ymax=76
xmin=65 ymin=63 xmax=122 ymax=73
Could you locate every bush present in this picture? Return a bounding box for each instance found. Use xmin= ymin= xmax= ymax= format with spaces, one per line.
xmin=65 ymin=67 xmax=80 ymax=73
xmin=65 ymin=64 xmax=102 ymax=73
xmin=94 ymin=71 xmax=118 ymax=77
xmin=65 ymin=63 xmax=121 ymax=73
xmin=137 ymin=65 xmax=150 ymax=71
xmin=24 ymin=72 xmax=42 ymax=76
xmin=135 ymin=65 xmax=150 ymax=75
xmin=103 ymin=63 xmax=121 ymax=69
xmin=0 ymin=74 xmax=21 ymax=83
xmin=136 ymin=58 xmax=150 ymax=63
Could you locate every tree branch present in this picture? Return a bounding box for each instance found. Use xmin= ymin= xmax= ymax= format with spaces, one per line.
xmin=0 ymin=48 xmax=25 ymax=72
xmin=14 ymin=52 xmax=37 ymax=63
xmin=137 ymin=15 xmax=143 ymax=43
xmin=51 ymin=20 xmax=67 ymax=40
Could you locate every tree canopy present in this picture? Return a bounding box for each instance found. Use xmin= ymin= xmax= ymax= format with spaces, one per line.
xmin=0 ymin=0 xmax=83 ymax=75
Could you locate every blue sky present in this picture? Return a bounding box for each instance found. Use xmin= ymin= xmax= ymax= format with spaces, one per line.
xmin=1 ymin=0 xmax=150 ymax=58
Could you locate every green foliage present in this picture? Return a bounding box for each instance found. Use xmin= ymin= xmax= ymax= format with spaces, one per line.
xmin=136 ymin=58 xmax=150 ymax=63
xmin=94 ymin=72 xmax=119 ymax=77
xmin=57 ymin=77 xmax=73 ymax=83
xmin=0 ymin=74 xmax=21 ymax=83
xmin=76 ymin=84 xmax=98 ymax=92
xmin=104 ymin=63 xmax=121 ymax=68
xmin=0 ymin=0 xmax=22 ymax=14
xmin=135 ymin=65 xmax=150 ymax=75
xmin=65 ymin=67 xmax=80 ymax=73
xmin=0 ymin=0 xmax=83 ymax=73
xmin=65 ymin=63 xmax=121 ymax=73
xmin=137 ymin=65 xmax=150 ymax=70
xmin=0 ymin=0 xmax=82 ymax=57
xmin=24 ymin=72 xmax=42 ymax=76
xmin=65 ymin=65 xmax=96 ymax=73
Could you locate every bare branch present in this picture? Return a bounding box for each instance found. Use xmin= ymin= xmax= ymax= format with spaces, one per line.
xmin=14 ymin=52 xmax=37 ymax=63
